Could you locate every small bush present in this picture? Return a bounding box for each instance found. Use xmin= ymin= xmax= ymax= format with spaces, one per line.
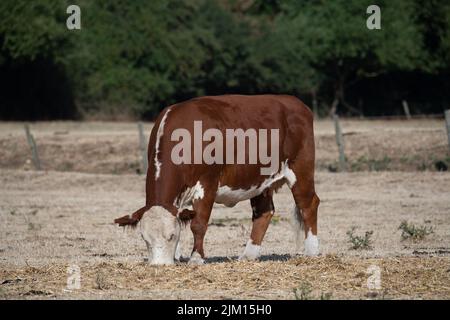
xmin=352 ymin=156 xmax=391 ymax=172
xmin=271 ymin=215 xmax=280 ymax=225
xmin=398 ymin=221 xmax=433 ymax=241
xmin=320 ymin=292 xmax=333 ymax=300
xmin=293 ymin=282 xmax=313 ymax=300
xmin=346 ymin=227 xmax=373 ymax=250
xmin=95 ymin=271 xmax=109 ymax=290
xmin=293 ymin=282 xmax=333 ymax=300
xmin=434 ymin=160 xmax=448 ymax=172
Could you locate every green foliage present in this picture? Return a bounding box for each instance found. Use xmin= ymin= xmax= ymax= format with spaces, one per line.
xmin=293 ymin=282 xmax=313 ymax=300
xmin=398 ymin=221 xmax=434 ymax=241
xmin=266 ymin=0 xmax=427 ymax=115
xmin=412 ymin=0 xmax=450 ymax=72
xmin=0 ymin=0 xmax=72 ymax=61
xmin=320 ymin=292 xmax=333 ymax=300
xmin=347 ymin=227 xmax=373 ymax=250
xmin=270 ymin=215 xmax=280 ymax=225
xmin=95 ymin=270 xmax=109 ymax=290
xmin=67 ymin=0 xmax=212 ymax=116
xmin=1 ymin=0 xmax=449 ymax=119
xmin=351 ymin=156 xmax=391 ymax=172
xmin=293 ymin=281 xmax=333 ymax=300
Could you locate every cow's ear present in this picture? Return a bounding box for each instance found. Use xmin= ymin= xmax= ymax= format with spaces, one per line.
xmin=114 ymin=215 xmax=138 ymax=227
xmin=178 ymin=209 xmax=195 ymax=223
xmin=114 ymin=206 xmax=149 ymax=227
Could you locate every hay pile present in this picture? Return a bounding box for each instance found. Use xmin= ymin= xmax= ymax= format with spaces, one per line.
xmin=1 ymin=255 xmax=449 ymax=299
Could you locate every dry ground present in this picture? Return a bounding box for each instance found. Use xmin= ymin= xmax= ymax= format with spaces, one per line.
xmin=0 ymin=120 xmax=449 ymax=299
xmin=0 ymin=119 xmax=448 ymax=174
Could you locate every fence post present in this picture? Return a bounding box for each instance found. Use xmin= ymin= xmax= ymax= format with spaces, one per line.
xmin=402 ymin=100 xmax=411 ymax=119
xmin=24 ymin=124 xmax=41 ymax=170
xmin=333 ymin=114 xmax=346 ymax=172
xmin=137 ymin=122 xmax=148 ymax=174
xmin=445 ymin=110 xmax=450 ymax=151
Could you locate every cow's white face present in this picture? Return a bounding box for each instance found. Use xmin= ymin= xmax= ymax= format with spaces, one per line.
xmin=139 ymin=206 xmax=180 ymax=265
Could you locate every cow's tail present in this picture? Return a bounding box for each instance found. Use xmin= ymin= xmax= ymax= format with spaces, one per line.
xmin=177 ymin=209 xmax=195 ymax=225
xmin=290 ymin=205 xmax=304 ymax=252
xmin=114 ymin=205 xmax=150 ymax=228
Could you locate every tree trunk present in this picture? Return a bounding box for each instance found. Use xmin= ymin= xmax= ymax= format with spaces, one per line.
xmin=329 ymin=96 xmax=339 ymax=117
xmin=311 ymin=89 xmax=319 ymax=118
xmin=329 ymin=76 xmax=363 ymax=117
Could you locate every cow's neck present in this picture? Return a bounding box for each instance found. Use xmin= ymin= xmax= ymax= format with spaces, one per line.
xmin=146 ymin=166 xmax=183 ymax=216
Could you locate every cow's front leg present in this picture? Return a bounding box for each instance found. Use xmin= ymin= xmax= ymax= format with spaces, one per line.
xmin=188 ymin=183 xmax=216 ymax=265
xmin=240 ymin=194 xmax=274 ymax=261
xmin=189 ymin=215 xmax=208 ymax=265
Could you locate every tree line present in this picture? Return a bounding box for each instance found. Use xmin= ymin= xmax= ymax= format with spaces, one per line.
xmin=0 ymin=0 xmax=449 ymax=120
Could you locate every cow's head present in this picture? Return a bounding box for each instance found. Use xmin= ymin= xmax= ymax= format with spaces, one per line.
xmin=139 ymin=206 xmax=180 ymax=265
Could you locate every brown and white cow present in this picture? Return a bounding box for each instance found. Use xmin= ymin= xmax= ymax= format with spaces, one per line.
xmin=115 ymin=95 xmax=320 ymax=264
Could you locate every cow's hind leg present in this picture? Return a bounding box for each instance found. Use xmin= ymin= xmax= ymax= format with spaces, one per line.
xmin=289 ymin=160 xmax=320 ymax=256
xmin=239 ymin=193 xmax=274 ymax=261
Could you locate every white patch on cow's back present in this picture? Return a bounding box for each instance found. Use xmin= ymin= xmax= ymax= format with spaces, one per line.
xmin=215 ymin=160 xmax=296 ymax=207
xmin=174 ymin=181 xmax=205 ymax=213
xmin=239 ymin=239 xmax=261 ymax=261
xmin=304 ymin=228 xmax=319 ymax=256
xmin=154 ymin=108 xmax=171 ymax=180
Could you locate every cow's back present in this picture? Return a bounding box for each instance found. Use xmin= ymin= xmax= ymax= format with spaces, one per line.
xmin=148 ymin=95 xmax=314 ymax=208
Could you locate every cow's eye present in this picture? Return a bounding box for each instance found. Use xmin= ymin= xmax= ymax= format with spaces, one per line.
xmin=168 ymin=234 xmax=175 ymax=241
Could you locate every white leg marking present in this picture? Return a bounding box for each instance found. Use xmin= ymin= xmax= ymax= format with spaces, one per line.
xmin=304 ymin=229 xmax=319 ymax=256
xmin=154 ymin=108 xmax=171 ymax=180
xmin=188 ymin=251 xmax=205 ymax=265
xmin=239 ymin=239 xmax=261 ymax=261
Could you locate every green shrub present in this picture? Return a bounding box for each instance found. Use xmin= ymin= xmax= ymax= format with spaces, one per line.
xmin=346 ymin=227 xmax=373 ymax=250
xmin=398 ymin=221 xmax=433 ymax=241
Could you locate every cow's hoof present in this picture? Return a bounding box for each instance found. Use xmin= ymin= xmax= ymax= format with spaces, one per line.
xmin=238 ymin=254 xmax=259 ymax=261
xmin=238 ymin=239 xmax=261 ymax=261
xmin=188 ymin=252 xmax=205 ymax=265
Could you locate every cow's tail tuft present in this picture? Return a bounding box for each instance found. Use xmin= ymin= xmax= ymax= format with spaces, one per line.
xmin=114 ymin=206 xmax=150 ymax=228
xmin=177 ymin=209 xmax=195 ymax=225
xmin=290 ymin=205 xmax=304 ymax=252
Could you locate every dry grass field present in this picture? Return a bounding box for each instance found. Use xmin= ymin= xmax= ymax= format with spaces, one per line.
xmin=0 ymin=119 xmax=449 ymax=299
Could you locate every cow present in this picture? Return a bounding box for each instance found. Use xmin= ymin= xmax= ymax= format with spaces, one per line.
xmin=115 ymin=95 xmax=320 ymax=265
